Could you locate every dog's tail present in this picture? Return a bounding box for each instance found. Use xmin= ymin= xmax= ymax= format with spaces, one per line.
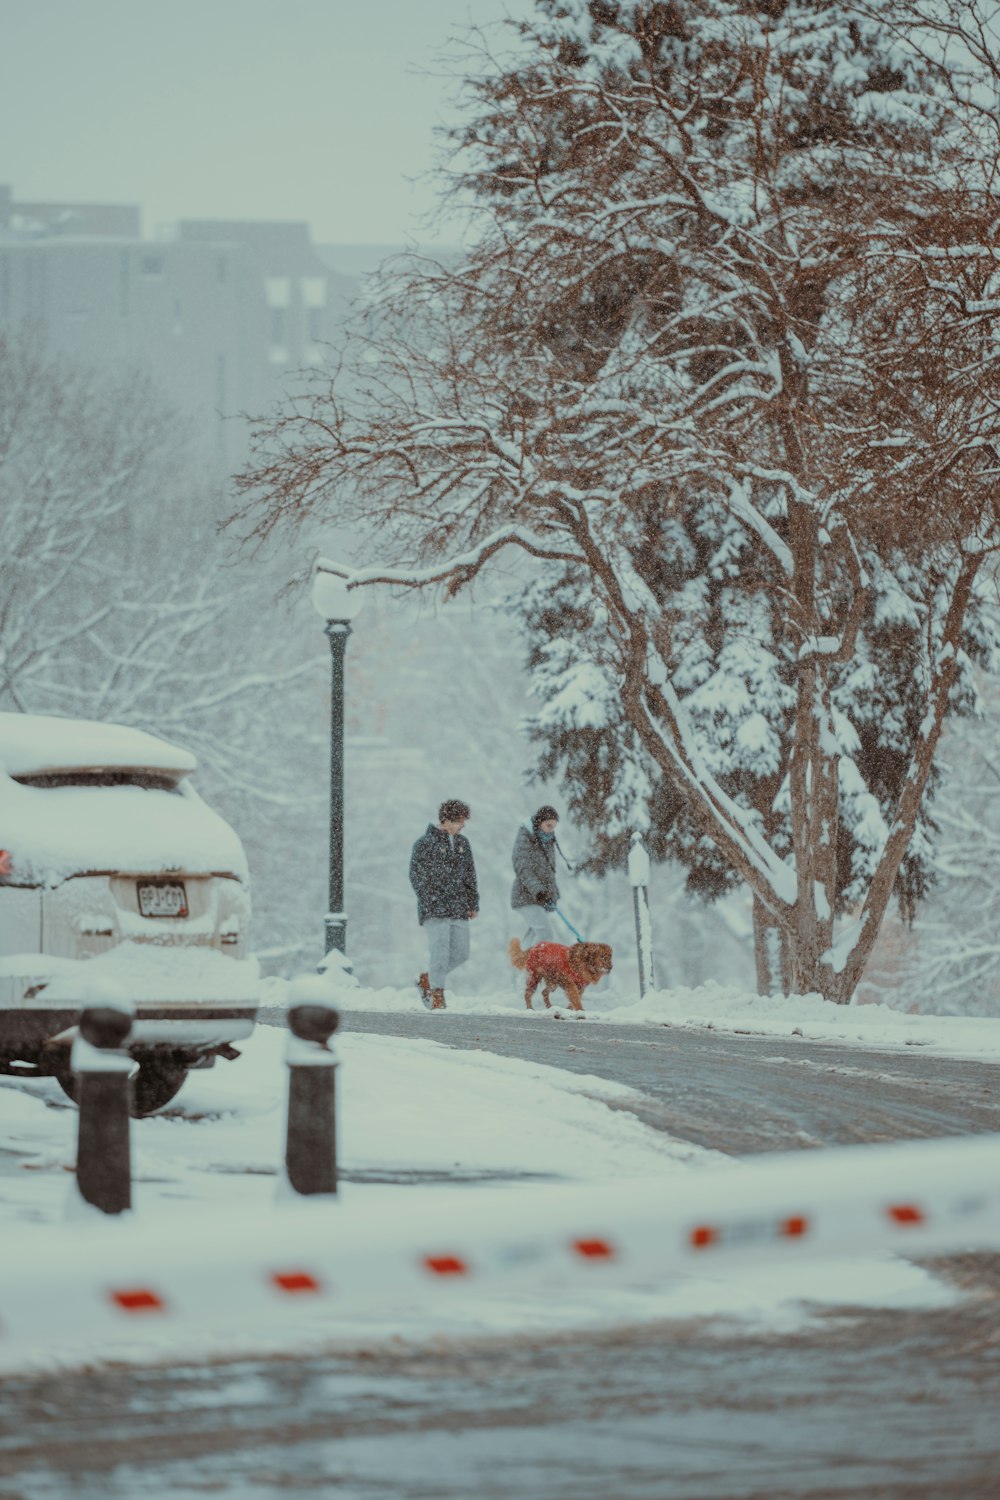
xmin=508 ymin=937 xmax=529 ymax=971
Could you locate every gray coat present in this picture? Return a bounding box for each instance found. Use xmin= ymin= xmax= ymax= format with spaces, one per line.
xmin=510 ymin=822 xmax=559 ymax=911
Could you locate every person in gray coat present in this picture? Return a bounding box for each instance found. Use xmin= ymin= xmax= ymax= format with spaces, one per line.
xmin=511 ymin=805 xmax=562 ymax=949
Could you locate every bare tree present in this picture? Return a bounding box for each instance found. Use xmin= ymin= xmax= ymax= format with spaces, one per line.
xmin=0 ymin=333 xmax=318 ymax=758
xmin=0 ymin=335 xmax=336 ymax=973
xmin=0 ymin=334 xmax=176 ymax=708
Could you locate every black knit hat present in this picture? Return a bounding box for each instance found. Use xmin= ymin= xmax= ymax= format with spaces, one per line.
xmin=532 ymin=805 xmax=559 ymax=832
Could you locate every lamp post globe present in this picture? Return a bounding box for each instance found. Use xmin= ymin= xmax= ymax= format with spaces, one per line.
xmin=311 ymin=567 xmax=364 ymax=959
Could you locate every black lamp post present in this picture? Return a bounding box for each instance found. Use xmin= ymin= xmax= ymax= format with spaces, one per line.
xmin=312 ymin=565 xmax=364 ymax=958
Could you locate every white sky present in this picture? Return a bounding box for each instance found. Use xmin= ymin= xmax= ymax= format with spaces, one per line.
xmin=0 ymin=0 xmax=530 ymax=245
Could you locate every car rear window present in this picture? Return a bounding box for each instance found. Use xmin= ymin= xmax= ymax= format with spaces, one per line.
xmin=12 ymin=771 xmax=182 ymax=792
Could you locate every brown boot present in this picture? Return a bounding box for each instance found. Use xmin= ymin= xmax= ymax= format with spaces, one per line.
xmin=430 ymin=988 xmax=447 ymax=1011
xmin=416 ymin=972 xmax=431 ymax=1006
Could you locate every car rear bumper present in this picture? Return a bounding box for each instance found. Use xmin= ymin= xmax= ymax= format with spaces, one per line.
xmin=129 ymin=1009 xmax=258 ymax=1047
xmin=0 ymin=946 xmax=261 ymax=1059
xmin=1 ymin=1002 xmax=258 ymax=1058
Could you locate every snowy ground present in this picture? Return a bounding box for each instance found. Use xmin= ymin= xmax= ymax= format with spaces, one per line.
xmin=281 ymin=965 xmax=1000 ymax=1063
xmin=2 ymin=977 xmax=999 ymax=1373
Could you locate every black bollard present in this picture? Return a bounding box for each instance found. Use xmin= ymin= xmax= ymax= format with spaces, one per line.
xmin=73 ymin=1004 xmax=134 ymax=1215
xmin=285 ymin=1003 xmax=340 ymax=1196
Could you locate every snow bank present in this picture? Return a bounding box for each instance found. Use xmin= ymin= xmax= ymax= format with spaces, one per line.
xmin=609 ymin=981 xmax=1000 ymax=1061
xmin=4 ymin=1132 xmax=994 ymax=1372
xmin=0 ymin=1023 xmax=720 ymax=1223
xmin=0 ymin=1017 xmax=974 ymax=1373
xmin=278 ymin=969 xmax=1000 ymax=1064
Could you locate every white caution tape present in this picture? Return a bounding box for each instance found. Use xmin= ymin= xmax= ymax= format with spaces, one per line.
xmin=2 ymin=1132 xmax=999 ymax=1355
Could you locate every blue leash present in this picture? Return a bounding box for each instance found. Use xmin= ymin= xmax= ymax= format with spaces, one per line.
xmin=553 ymin=906 xmax=585 ymax=942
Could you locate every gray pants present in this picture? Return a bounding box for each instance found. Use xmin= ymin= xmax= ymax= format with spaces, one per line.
xmin=517 ymin=904 xmax=556 ymax=950
xmin=423 ymin=918 xmax=470 ymax=991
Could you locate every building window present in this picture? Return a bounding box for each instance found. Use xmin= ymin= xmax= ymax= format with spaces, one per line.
xmin=265 ymin=279 xmax=292 ymax=365
xmin=307 ymin=308 xmax=323 ymax=343
xmin=264 ymin=276 xmax=291 ymax=309
xmin=301 ymin=276 xmax=327 ymax=309
xmin=26 ymin=254 xmax=48 ymax=318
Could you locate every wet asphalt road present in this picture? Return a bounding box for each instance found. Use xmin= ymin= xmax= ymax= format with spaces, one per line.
xmin=331 ymin=1009 xmax=1000 ymax=1156
xmin=2 ymin=1270 xmax=999 ymax=1500
xmin=3 ymin=1013 xmax=999 ymax=1499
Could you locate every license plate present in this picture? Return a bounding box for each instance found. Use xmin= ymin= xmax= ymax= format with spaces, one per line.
xmin=137 ymin=881 xmax=188 ymax=918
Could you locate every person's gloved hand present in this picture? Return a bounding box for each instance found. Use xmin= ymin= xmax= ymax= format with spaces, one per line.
xmin=543 ymin=902 xmax=556 ymax=913
xmin=535 ymin=892 xmax=548 ymax=905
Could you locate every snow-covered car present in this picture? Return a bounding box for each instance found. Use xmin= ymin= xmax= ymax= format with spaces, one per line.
xmin=0 ymin=712 xmax=259 ymax=1114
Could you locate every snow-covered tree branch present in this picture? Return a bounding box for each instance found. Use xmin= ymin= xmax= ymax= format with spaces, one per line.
xmin=232 ymin=0 xmax=1000 ymax=1003
xmin=0 ymin=335 xmax=319 ymax=775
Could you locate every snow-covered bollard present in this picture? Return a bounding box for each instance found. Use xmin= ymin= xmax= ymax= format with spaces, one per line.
xmin=628 ymin=831 xmax=656 ymax=999
xmin=285 ymin=994 xmax=340 ymax=1197
xmin=71 ymin=999 xmax=135 ymax=1215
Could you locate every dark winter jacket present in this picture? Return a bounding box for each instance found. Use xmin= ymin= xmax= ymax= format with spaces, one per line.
xmin=409 ymin=824 xmax=479 ymax=925
xmin=510 ymin=822 xmax=560 ymax=911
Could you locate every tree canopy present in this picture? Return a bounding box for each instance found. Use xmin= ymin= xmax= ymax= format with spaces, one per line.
xmin=233 ymin=0 xmax=1000 ymax=1002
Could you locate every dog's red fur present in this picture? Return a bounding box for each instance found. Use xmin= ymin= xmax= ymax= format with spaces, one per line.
xmin=508 ymin=938 xmax=613 ymax=1012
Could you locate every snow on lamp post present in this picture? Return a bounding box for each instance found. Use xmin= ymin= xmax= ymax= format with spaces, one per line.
xmin=628 ymin=831 xmax=655 ymax=999
xmin=311 ymin=562 xmax=364 ymax=960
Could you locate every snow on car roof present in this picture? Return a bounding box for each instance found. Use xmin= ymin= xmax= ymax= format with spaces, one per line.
xmin=0 ymin=713 xmax=197 ymax=779
xmin=0 ymin=715 xmax=247 ymax=884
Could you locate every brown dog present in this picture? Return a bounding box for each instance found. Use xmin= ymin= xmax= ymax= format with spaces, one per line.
xmin=509 ymin=937 xmax=613 ymax=1012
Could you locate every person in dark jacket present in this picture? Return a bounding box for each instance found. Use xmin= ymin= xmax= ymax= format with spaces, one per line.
xmin=409 ymin=798 xmax=479 ymax=1010
xmin=511 ymin=805 xmax=562 ymax=950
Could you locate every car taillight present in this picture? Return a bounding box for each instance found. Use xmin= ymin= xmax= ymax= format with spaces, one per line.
xmin=0 ymin=850 xmax=11 ymax=878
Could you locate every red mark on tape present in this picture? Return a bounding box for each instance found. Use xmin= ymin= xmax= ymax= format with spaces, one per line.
xmin=425 ymin=1255 xmax=468 ymax=1276
xmin=110 ymin=1288 xmax=164 ymax=1313
xmin=690 ymin=1216 xmax=808 ymax=1249
xmin=271 ymin=1271 xmax=322 ymax=1294
xmin=573 ymin=1238 xmax=614 ymax=1259
xmin=888 ymin=1203 xmax=925 ymax=1225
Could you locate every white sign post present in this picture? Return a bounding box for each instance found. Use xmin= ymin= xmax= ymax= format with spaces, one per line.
xmin=628 ymin=831 xmax=655 ymax=998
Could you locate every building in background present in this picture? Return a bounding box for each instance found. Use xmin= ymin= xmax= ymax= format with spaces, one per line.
xmin=0 ymin=184 xmax=357 ymax=477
